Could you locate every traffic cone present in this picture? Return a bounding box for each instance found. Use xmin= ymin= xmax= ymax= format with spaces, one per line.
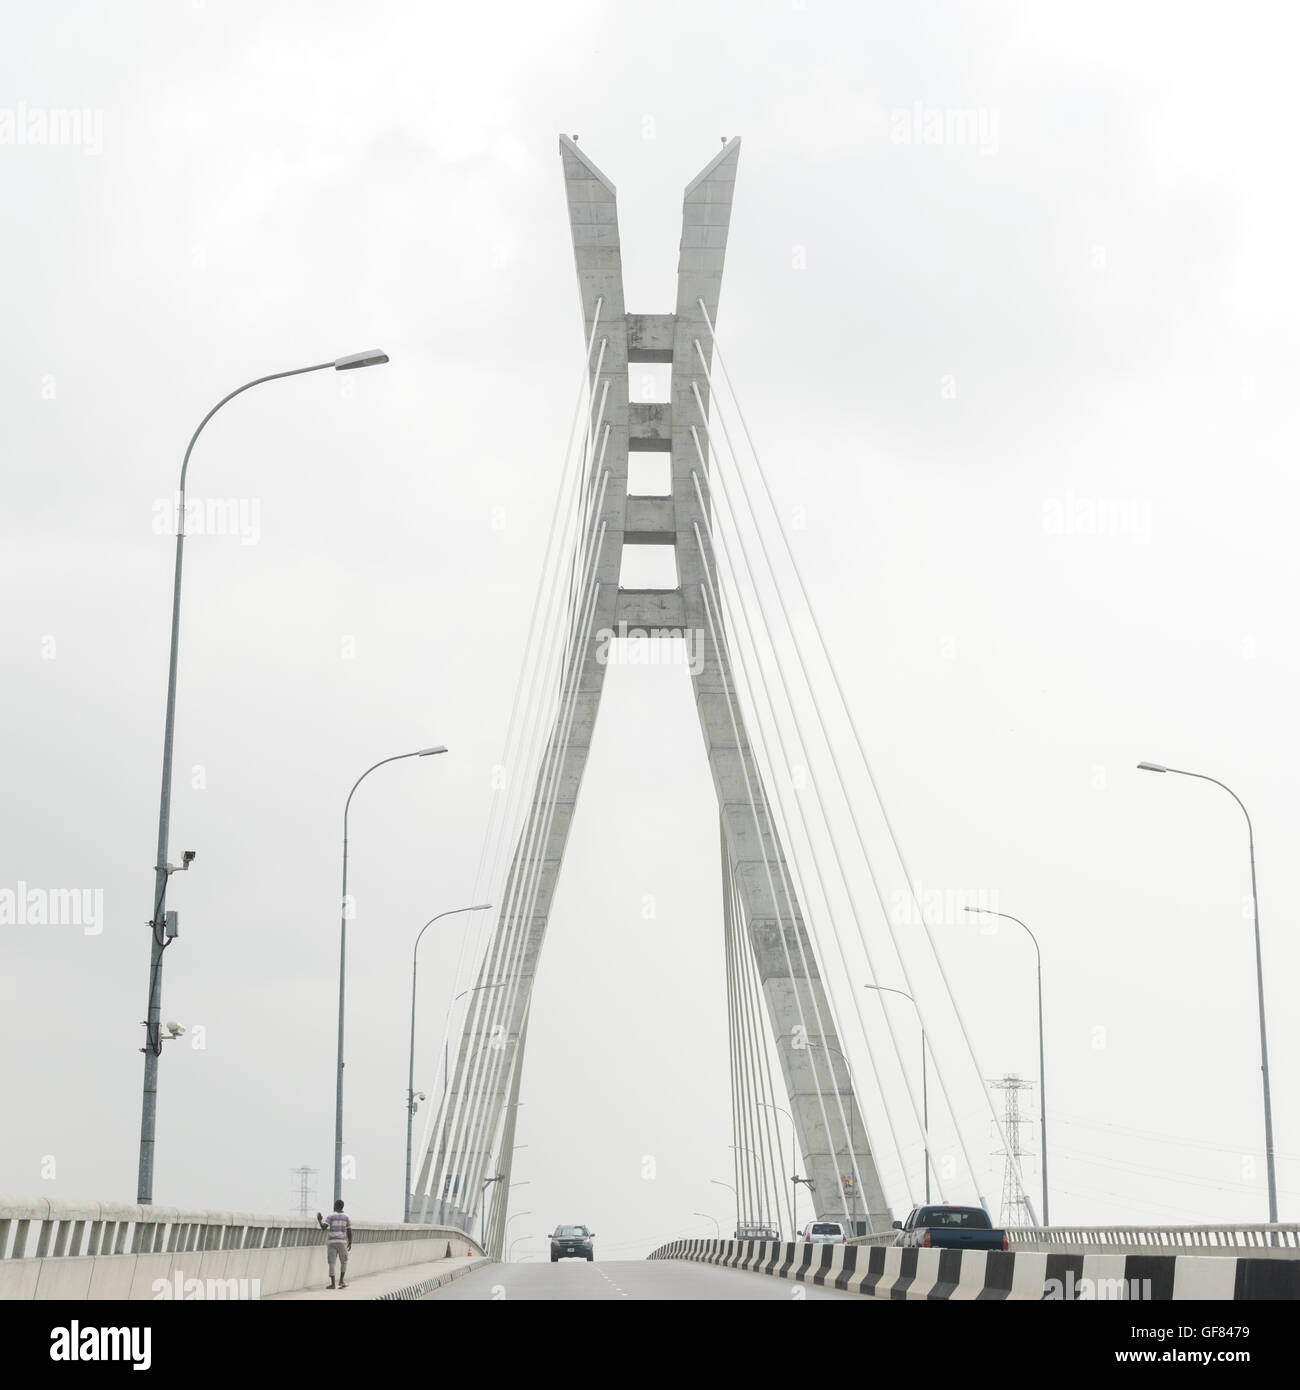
xmin=466 ymin=1246 xmax=472 ymax=1258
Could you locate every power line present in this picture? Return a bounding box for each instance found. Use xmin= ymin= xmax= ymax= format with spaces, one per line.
xmin=1055 ymin=1150 xmax=1299 ymax=1200
xmin=1055 ymin=1115 xmax=1300 ymax=1164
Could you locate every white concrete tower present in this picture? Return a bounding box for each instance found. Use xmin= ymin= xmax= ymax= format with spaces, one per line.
xmin=418 ymin=138 xmax=892 ymax=1244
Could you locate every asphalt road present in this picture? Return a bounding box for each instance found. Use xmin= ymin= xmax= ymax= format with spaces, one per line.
xmin=421 ymin=1258 xmax=860 ymax=1301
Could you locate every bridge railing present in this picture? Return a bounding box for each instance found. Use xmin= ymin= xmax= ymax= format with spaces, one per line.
xmin=1006 ymin=1223 xmax=1300 ymax=1255
xmin=0 ymin=1196 xmax=481 ymax=1262
xmin=0 ymin=1196 xmax=487 ymax=1299
xmin=846 ymin=1231 xmax=898 ymax=1248
xmin=848 ymin=1221 xmax=1300 ymax=1256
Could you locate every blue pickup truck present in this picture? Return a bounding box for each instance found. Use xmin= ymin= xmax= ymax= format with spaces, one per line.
xmin=892 ymin=1204 xmax=1009 ymax=1251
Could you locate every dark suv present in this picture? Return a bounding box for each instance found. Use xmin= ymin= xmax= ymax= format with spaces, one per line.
xmin=549 ymin=1224 xmax=595 ymax=1262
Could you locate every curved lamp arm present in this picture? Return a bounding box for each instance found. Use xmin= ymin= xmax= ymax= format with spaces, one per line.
xmin=177 ymin=350 xmax=387 ymax=497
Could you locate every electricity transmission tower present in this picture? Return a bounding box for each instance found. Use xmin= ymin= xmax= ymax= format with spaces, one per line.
xmin=989 ymin=1074 xmax=1035 ymax=1228
xmin=289 ymin=1165 xmax=318 ymax=1218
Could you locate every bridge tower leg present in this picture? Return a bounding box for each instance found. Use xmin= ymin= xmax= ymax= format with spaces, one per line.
xmin=417 ymin=138 xmax=892 ymax=1242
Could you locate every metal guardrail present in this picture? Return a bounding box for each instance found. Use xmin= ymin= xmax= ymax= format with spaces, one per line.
xmin=0 ymin=1197 xmax=481 ymax=1261
xmin=848 ymin=1222 xmax=1300 ymax=1254
xmin=1006 ymin=1223 xmax=1300 ymax=1253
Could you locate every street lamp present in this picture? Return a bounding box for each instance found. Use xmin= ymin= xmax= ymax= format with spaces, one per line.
xmin=693 ymin=1211 xmax=720 ymax=1238
xmin=334 ymin=746 xmax=447 ymax=1204
xmin=1138 ymin=761 xmax=1277 ymax=1222
xmin=427 ymin=979 xmax=507 ymax=1212
xmin=507 ymin=1234 xmax=533 ymax=1261
xmin=505 ymin=1211 xmax=532 ymax=1249
xmin=964 ymin=907 xmax=1048 ymax=1225
xmin=334 ymin=350 xmax=391 ymax=370
xmin=806 ymin=1040 xmax=861 ymax=1233
xmin=863 ymin=983 xmax=930 ymax=1203
xmin=480 ymin=1174 xmax=503 ymax=1248
xmin=758 ymin=1101 xmax=797 ymax=1235
xmin=136 ymin=349 xmax=389 ymax=1205
xmin=728 ymin=1143 xmax=767 ymax=1228
xmin=791 ymin=1173 xmax=815 ymax=1233
xmin=709 ymin=1178 xmax=737 ymax=1235
xmin=405 ymin=904 xmax=492 ymax=1220
xmin=444 ymin=981 xmax=506 ymax=1088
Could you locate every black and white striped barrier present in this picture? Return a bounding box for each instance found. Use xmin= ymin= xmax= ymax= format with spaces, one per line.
xmin=374 ymin=1256 xmax=494 ymax=1301
xmin=648 ymin=1239 xmax=1300 ymax=1300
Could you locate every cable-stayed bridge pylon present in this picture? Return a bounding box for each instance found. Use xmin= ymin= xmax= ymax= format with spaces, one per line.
xmin=413 ymin=136 xmax=894 ymax=1250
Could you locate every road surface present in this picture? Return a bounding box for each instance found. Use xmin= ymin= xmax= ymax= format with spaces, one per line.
xmin=421 ymin=1258 xmax=860 ymax=1301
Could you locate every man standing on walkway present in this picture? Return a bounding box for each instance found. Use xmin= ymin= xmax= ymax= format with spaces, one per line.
xmin=317 ymin=1199 xmax=352 ymax=1289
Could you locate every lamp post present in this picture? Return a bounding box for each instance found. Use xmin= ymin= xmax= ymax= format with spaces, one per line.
xmin=442 ymin=981 xmax=506 ymax=1093
xmin=963 ymin=907 xmax=1048 ymax=1225
xmin=693 ymin=1211 xmax=721 ymax=1237
xmin=807 ymin=1040 xmax=859 ymax=1233
xmin=505 ymin=1211 xmax=532 ymax=1257
xmin=863 ymin=983 xmax=930 ymax=1203
xmin=427 ymin=979 xmax=507 ymax=1219
xmin=136 ymin=350 xmax=389 ymax=1205
xmin=1138 ymin=761 xmax=1277 ymax=1222
xmin=405 ymin=904 xmax=492 ymax=1221
xmin=758 ymin=1100 xmax=797 ymax=1236
xmin=334 ymin=746 xmax=447 ymax=1204
xmin=728 ymin=1142 xmax=768 ymax=1228
xmin=709 ymin=1178 xmax=738 ymax=1235
xmin=792 ymin=1174 xmax=815 ymax=1232
xmin=507 ymin=1234 xmax=533 ymax=1261
xmin=480 ymin=1174 xmax=503 ymax=1248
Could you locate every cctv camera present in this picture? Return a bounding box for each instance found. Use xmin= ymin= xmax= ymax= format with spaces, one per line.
xmin=165 ymin=1021 xmax=185 ymax=1038
xmin=182 ymin=850 xmax=196 ymax=867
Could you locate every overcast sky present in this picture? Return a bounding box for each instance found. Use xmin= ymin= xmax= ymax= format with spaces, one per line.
xmin=3 ymin=0 xmax=1298 ymax=1261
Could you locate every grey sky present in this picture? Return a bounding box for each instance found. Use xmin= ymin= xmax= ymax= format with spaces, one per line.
xmin=2 ymin=1 xmax=1297 ymax=1259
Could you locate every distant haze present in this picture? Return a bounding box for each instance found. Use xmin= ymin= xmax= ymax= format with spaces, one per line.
xmin=2 ymin=2 xmax=1297 ymax=1258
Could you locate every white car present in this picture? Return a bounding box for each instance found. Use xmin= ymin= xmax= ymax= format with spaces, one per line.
xmin=800 ymin=1221 xmax=848 ymax=1244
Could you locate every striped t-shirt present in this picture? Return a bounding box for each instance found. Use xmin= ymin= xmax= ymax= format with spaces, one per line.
xmin=325 ymin=1213 xmax=351 ymax=1242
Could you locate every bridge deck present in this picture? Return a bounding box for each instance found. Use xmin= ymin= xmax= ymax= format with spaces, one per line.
xmin=420 ymin=1258 xmax=860 ymax=1301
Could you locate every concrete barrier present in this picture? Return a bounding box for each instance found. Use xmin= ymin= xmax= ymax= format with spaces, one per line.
xmin=373 ymin=1257 xmax=493 ymax=1301
xmin=649 ymin=1238 xmax=1300 ymax=1300
xmin=0 ymin=1196 xmax=483 ymax=1300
